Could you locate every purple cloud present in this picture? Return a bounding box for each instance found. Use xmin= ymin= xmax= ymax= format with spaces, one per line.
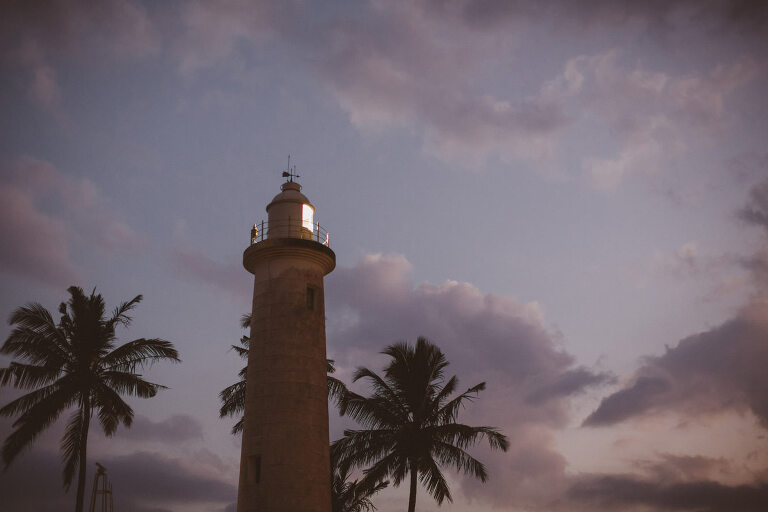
xmin=325 ymin=253 xmax=612 ymax=507
xmin=170 ymin=245 xmax=250 ymax=299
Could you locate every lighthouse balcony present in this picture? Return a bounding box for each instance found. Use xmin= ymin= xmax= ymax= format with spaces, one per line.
xmin=249 ymin=219 xmax=330 ymax=247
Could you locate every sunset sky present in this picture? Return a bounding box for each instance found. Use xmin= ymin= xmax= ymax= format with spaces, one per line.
xmin=1 ymin=1 xmax=768 ymax=511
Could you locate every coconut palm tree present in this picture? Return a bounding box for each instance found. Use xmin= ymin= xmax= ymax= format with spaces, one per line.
xmin=332 ymin=337 xmax=508 ymax=512
xmin=331 ymin=458 xmax=388 ymax=512
xmin=0 ymin=286 xmax=179 ymax=512
xmin=219 ymin=313 xmax=347 ymax=434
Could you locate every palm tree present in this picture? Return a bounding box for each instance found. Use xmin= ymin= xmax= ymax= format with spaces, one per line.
xmin=332 ymin=337 xmax=508 ymax=512
xmin=218 ymin=314 xmax=252 ymax=435
xmin=0 ymin=286 xmax=179 ymax=512
xmin=219 ymin=313 xmax=347 ymax=434
xmin=331 ymin=458 xmax=388 ymax=512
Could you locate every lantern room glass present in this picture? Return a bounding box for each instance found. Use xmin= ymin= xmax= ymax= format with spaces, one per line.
xmin=302 ymin=204 xmax=314 ymax=232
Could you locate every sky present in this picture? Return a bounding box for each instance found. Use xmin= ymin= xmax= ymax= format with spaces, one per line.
xmin=1 ymin=0 xmax=768 ymax=511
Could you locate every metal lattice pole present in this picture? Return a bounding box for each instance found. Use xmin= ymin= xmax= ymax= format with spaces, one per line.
xmin=89 ymin=463 xmax=113 ymax=512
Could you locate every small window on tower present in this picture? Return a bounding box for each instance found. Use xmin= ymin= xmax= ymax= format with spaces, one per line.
xmin=306 ymin=286 xmax=315 ymax=310
xmin=248 ymin=455 xmax=261 ymax=484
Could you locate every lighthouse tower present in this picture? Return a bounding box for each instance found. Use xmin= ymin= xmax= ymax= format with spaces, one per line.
xmin=237 ymin=175 xmax=335 ymax=512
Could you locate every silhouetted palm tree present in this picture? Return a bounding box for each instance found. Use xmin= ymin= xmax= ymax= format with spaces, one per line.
xmin=219 ymin=314 xmax=347 ymax=434
xmin=218 ymin=314 xmax=252 ymax=435
xmin=331 ymin=458 xmax=388 ymax=512
xmin=0 ymin=286 xmax=180 ymax=512
xmin=332 ymin=337 xmax=508 ymax=512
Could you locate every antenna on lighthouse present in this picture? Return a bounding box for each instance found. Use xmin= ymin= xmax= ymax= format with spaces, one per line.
xmin=282 ymin=155 xmax=300 ymax=182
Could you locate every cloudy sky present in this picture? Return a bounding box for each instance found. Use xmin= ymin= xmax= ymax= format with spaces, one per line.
xmin=1 ymin=1 xmax=768 ymax=511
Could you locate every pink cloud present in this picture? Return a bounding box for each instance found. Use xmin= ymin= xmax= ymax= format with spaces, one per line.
xmin=0 ymin=184 xmax=78 ymax=287
xmin=0 ymin=156 xmax=144 ymax=287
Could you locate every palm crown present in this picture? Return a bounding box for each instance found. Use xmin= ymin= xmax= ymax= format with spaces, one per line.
xmin=332 ymin=336 xmax=508 ymax=512
xmin=0 ymin=286 xmax=179 ymax=512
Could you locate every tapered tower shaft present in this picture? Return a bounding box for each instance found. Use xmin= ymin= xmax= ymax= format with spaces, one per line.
xmin=237 ymin=180 xmax=335 ymax=512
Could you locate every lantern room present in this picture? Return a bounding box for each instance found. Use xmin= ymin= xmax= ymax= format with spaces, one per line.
xmin=247 ymin=180 xmax=329 ymax=246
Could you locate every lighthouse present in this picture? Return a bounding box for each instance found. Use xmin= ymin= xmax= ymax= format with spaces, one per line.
xmin=237 ymin=174 xmax=335 ymax=512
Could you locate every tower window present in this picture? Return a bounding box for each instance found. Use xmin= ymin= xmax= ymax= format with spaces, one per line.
xmin=248 ymin=455 xmax=261 ymax=484
xmin=306 ymin=286 xmax=315 ymax=310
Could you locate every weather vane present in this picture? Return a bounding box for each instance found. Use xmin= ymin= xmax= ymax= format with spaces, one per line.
xmin=282 ymin=154 xmax=300 ymax=182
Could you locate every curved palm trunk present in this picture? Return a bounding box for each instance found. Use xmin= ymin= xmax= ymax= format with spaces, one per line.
xmin=407 ymin=463 xmax=417 ymax=512
xmin=75 ymin=399 xmax=90 ymax=512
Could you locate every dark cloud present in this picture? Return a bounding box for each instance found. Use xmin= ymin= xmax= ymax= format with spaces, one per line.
xmin=0 ymin=449 xmax=72 ymax=512
xmin=0 ymin=0 xmax=157 ymax=111
xmin=114 ymin=414 xmax=204 ymax=444
xmin=739 ymin=179 xmax=768 ymax=232
xmin=525 ymin=367 xmax=616 ymax=405
xmin=0 ymin=448 xmax=235 ymax=512
xmin=0 ymin=0 xmax=158 ymax=58
xmin=568 ymin=474 xmax=768 ymax=512
xmin=416 ymin=0 xmax=768 ymax=33
xmin=105 ymin=451 xmax=235 ymax=505
xmin=636 ymin=454 xmax=734 ymax=483
xmin=584 ymin=303 xmax=768 ymax=427
xmin=740 ymin=250 xmax=768 ymax=289
xmin=583 ymin=375 xmax=671 ymax=425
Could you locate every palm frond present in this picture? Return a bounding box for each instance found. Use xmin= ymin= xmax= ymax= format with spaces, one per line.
xmin=3 ymin=303 xmax=70 ymax=365
xmin=332 ymin=429 xmax=395 ymax=471
xmin=347 ymin=368 xmax=407 ymax=421
xmin=433 ymin=382 xmax=485 ymax=425
xmin=61 ymin=408 xmax=86 ymax=489
xmin=102 ymin=338 xmax=179 ymax=371
xmin=360 ymin=451 xmax=407 ymax=488
xmin=432 ymin=441 xmax=487 ymax=481
xmin=328 ymin=375 xmax=348 ymax=406
xmin=0 ymin=362 xmax=62 ymax=389
xmin=92 ymin=383 xmax=134 ymax=435
xmin=219 ymin=380 xmax=246 ymax=418
xmin=107 ymin=294 xmax=142 ymax=329
xmin=339 ymin=391 xmax=403 ymax=429
xmin=433 ymin=423 xmax=509 ymax=452
xmin=102 ymin=371 xmax=163 ymax=398
xmin=2 ymin=385 xmax=78 ymax=466
xmin=418 ymin=457 xmax=452 ymax=504
xmin=0 ymin=376 xmax=75 ymax=419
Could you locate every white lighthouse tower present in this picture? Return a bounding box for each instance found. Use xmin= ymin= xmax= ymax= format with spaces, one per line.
xmin=237 ymin=173 xmax=335 ymax=512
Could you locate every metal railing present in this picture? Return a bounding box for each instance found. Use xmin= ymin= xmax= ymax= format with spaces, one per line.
xmin=249 ymin=219 xmax=330 ymax=247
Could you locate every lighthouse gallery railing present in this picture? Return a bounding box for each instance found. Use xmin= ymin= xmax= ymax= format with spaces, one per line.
xmin=249 ymin=219 xmax=330 ymax=247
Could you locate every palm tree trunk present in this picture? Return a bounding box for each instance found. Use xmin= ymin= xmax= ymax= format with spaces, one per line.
xmin=407 ymin=464 xmax=417 ymax=512
xmin=74 ymin=399 xmax=90 ymax=512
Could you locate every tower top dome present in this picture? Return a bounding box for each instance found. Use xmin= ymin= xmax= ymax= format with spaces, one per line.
xmin=266 ymin=181 xmax=313 ymax=213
